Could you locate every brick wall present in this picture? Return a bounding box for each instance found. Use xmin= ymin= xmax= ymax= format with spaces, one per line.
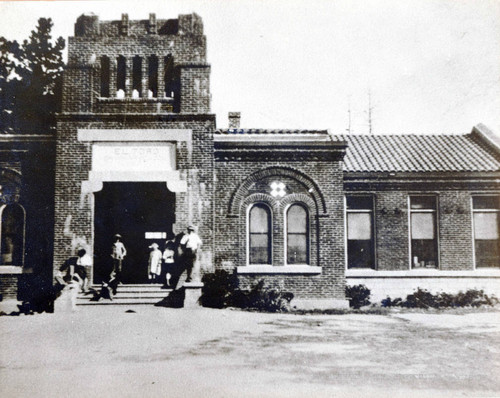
xmin=53 ymin=117 xmax=215 ymax=278
xmin=214 ymin=160 xmax=346 ymax=301
xmin=374 ymin=191 xmax=409 ymax=270
xmin=64 ymin=13 xmax=209 ymax=114
xmin=344 ymin=186 xmax=486 ymax=271
xmin=54 ymin=13 xmax=215 ymax=279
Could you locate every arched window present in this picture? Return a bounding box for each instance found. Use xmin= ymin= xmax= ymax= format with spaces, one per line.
xmin=0 ymin=204 xmax=25 ymax=266
xmin=248 ymin=204 xmax=272 ymax=265
xmin=100 ymin=56 xmax=110 ymax=97
xmin=286 ymin=204 xmax=309 ymax=264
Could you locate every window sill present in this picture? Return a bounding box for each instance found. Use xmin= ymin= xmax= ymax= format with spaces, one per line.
xmin=346 ymin=269 xmax=500 ymax=278
xmin=237 ymin=265 xmax=321 ymax=274
xmin=0 ymin=266 xmax=32 ymax=274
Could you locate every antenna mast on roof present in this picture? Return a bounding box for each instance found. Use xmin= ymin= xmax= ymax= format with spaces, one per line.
xmin=346 ymin=96 xmax=352 ymax=134
xmin=366 ymin=88 xmax=374 ymax=135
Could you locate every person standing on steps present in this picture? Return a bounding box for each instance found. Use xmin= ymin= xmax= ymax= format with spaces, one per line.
xmin=111 ymin=234 xmax=127 ymax=283
xmin=180 ymin=225 xmax=202 ymax=283
xmin=148 ymin=242 xmax=162 ymax=283
xmin=162 ymin=238 xmax=176 ymax=287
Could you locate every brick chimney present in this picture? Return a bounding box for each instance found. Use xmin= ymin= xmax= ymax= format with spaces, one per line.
xmin=228 ymin=112 xmax=241 ymax=129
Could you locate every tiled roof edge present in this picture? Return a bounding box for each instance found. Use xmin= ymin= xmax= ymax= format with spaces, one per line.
xmin=470 ymin=124 xmax=500 ymax=156
xmin=216 ymin=129 xmax=329 ymax=135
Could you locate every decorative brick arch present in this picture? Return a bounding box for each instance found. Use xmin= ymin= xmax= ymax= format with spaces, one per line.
xmin=228 ymin=166 xmax=327 ymax=217
xmin=279 ymin=193 xmax=317 ymax=213
xmin=241 ymin=193 xmax=278 ymax=215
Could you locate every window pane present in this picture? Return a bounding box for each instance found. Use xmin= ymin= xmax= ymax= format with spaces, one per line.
xmin=347 ymin=213 xmax=371 ymax=240
xmin=411 ymin=239 xmax=438 ymax=267
xmin=250 ymin=234 xmax=270 ymax=264
xmin=474 ymin=213 xmax=499 ymax=240
xmin=287 ymin=205 xmax=307 ymax=233
xmin=1 ymin=205 xmax=24 ymax=266
xmin=411 ymin=213 xmax=435 ymax=239
xmin=410 ymin=196 xmax=436 ymax=210
xmin=473 ymin=196 xmax=500 ymax=210
xmin=348 ymin=240 xmax=373 ymax=268
xmin=250 ymin=205 xmax=269 ymax=233
xmin=287 ymin=234 xmax=307 ymax=264
xmin=249 ymin=204 xmax=271 ymax=264
xmin=475 ymin=240 xmax=500 ymax=267
xmin=346 ymin=196 xmax=373 ymax=210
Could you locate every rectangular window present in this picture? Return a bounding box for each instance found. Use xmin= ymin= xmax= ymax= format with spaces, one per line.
xmin=100 ymin=56 xmax=110 ymax=97
xmin=346 ymin=196 xmax=375 ymax=269
xmin=410 ymin=196 xmax=438 ymax=268
xmin=473 ymin=196 xmax=500 ymax=268
xmin=132 ymin=56 xmax=142 ymax=98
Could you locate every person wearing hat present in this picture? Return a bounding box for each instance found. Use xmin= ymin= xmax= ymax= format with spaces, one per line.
xmin=111 ymin=234 xmax=127 ymax=282
xmin=180 ymin=225 xmax=202 ymax=282
xmin=148 ymin=242 xmax=162 ymax=282
xmin=162 ymin=238 xmax=176 ymax=286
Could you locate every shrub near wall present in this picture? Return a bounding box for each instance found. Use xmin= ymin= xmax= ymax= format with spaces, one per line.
xmin=381 ymin=288 xmax=499 ymax=309
xmin=345 ymin=284 xmax=371 ymax=309
xmin=200 ymin=270 xmax=294 ymax=312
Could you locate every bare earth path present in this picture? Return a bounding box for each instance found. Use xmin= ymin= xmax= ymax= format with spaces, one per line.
xmin=1 ymin=307 xmax=499 ymax=398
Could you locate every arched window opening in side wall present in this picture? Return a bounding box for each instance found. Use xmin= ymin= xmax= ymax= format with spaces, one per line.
xmin=132 ymin=56 xmax=142 ymax=98
xmin=248 ymin=203 xmax=272 ymax=265
xmin=164 ymin=55 xmax=175 ymax=98
xmin=116 ymin=55 xmax=126 ymax=97
xmin=0 ymin=204 xmax=25 ymax=266
xmin=100 ymin=56 xmax=110 ymax=97
xmin=286 ymin=204 xmax=309 ymax=265
xmin=148 ymin=55 xmax=158 ymax=98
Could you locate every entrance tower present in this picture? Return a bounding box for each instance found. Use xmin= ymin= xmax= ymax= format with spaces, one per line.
xmin=54 ymin=13 xmax=214 ymax=282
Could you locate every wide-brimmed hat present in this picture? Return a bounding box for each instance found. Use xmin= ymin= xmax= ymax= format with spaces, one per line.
xmin=149 ymin=243 xmax=159 ymax=249
xmin=114 ymin=234 xmax=122 ymax=239
xmin=187 ymin=225 xmax=196 ymax=231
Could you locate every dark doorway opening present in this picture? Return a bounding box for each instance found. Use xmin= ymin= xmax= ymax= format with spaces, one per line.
xmin=94 ymin=182 xmax=175 ymax=284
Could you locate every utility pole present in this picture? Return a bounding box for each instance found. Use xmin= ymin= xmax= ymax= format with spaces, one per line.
xmin=346 ymin=97 xmax=352 ymax=134
xmin=367 ymin=89 xmax=374 ymax=135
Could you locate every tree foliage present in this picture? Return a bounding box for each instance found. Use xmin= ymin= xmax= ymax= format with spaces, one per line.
xmin=0 ymin=18 xmax=65 ymax=134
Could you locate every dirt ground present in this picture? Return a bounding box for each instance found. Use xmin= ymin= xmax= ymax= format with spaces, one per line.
xmin=1 ymin=306 xmax=499 ymax=398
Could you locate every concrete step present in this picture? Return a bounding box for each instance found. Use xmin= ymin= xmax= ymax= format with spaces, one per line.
xmin=76 ymin=284 xmax=173 ymax=306
xmin=76 ymin=297 xmax=165 ymax=306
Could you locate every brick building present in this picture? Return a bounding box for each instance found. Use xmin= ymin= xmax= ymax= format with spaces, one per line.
xmin=0 ymin=12 xmax=499 ymax=308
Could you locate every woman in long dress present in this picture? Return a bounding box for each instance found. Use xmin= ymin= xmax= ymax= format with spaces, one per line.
xmin=148 ymin=243 xmax=162 ymax=283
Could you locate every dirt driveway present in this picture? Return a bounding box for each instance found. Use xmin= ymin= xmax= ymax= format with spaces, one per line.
xmin=1 ymin=307 xmax=499 ymax=398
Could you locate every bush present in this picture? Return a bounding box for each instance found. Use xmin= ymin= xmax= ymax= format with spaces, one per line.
xmin=200 ymin=270 xmax=239 ymax=308
xmin=346 ymin=284 xmax=371 ymax=309
xmin=381 ymin=288 xmax=499 ymax=309
xmin=200 ymin=270 xmax=294 ymax=312
xmin=243 ymin=280 xmax=294 ymax=312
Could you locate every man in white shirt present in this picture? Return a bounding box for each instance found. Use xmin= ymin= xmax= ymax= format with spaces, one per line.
xmin=111 ymin=234 xmax=127 ymax=282
xmin=180 ymin=225 xmax=202 ymax=282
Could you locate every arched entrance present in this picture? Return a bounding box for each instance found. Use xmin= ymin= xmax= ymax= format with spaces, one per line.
xmin=94 ymin=182 xmax=175 ymax=284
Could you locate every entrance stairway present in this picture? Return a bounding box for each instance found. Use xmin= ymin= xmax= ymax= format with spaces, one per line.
xmin=76 ymin=284 xmax=172 ymax=306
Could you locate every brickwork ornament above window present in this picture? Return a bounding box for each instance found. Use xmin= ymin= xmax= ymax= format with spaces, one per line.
xmin=270 ymin=181 xmax=286 ymax=198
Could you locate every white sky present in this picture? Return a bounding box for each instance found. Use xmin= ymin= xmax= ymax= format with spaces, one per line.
xmin=0 ymin=0 xmax=499 ymax=134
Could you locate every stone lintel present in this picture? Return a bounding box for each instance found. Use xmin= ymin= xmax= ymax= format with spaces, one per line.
xmin=78 ymin=129 xmax=192 ymax=142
